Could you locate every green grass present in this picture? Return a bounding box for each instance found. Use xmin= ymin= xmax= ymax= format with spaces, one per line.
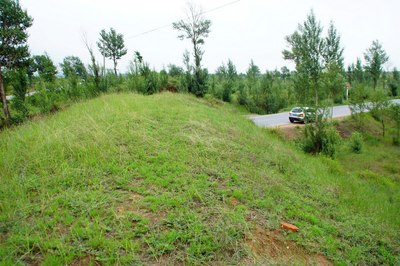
xmin=1 ymin=92 xmax=399 ymax=265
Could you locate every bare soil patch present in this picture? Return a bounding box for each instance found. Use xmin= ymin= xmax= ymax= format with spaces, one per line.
xmin=244 ymin=225 xmax=332 ymax=265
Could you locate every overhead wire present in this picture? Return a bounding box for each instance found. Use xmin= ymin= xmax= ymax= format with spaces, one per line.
xmin=125 ymin=0 xmax=241 ymax=39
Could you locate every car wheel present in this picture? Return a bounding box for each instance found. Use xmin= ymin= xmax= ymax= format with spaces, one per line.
xmin=289 ymin=118 xmax=294 ymax=123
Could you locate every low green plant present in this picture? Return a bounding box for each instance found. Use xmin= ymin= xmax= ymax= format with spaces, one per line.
xmin=350 ymin=132 xmax=363 ymax=153
xmin=302 ymin=107 xmax=341 ymax=158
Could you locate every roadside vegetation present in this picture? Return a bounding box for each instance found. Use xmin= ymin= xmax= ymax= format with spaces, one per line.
xmin=1 ymin=3 xmax=399 ymax=130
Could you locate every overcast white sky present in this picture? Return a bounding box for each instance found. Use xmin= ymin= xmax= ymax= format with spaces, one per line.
xmin=20 ymin=0 xmax=400 ymax=74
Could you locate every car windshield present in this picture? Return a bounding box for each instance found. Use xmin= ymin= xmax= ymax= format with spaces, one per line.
xmin=291 ymin=108 xmax=303 ymax=113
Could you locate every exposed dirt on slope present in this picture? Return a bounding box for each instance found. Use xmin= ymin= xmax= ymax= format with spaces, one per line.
xmin=243 ymin=225 xmax=332 ymax=265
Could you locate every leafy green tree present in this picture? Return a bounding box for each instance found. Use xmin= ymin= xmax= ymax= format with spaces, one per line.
xmin=283 ymin=10 xmax=325 ymax=106
xmin=323 ymin=62 xmax=346 ymax=103
xmin=60 ymin=56 xmax=87 ymax=80
xmin=32 ymin=54 xmax=57 ymax=82
xmin=246 ymin=60 xmax=260 ymax=85
xmin=167 ymin=64 xmax=184 ymax=77
xmin=173 ymin=2 xmax=211 ymax=97
xmin=0 ymin=0 xmax=33 ymax=127
xmin=226 ymin=59 xmax=237 ymax=81
xmin=370 ymin=90 xmax=390 ymax=137
xmin=323 ymin=22 xmax=345 ymax=103
xmin=389 ymin=68 xmax=399 ymax=96
xmin=215 ymin=62 xmax=227 ymax=79
xmin=349 ymin=84 xmax=369 ymax=126
xmin=97 ymin=28 xmax=127 ymax=76
xmin=324 ymin=22 xmax=344 ymax=69
xmin=354 ymin=58 xmax=365 ymax=84
xmin=364 ymin=40 xmax=389 ymax=90
xmin=281 ymin=66 xmax=290 ymax=80
xmin=346 ymin=64 xmax=355 ymax=85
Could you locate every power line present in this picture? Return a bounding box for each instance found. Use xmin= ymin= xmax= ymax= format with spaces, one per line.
xmin=126 ymin=0 xmax=241 ymax=40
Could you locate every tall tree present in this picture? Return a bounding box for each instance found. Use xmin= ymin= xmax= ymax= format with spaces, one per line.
xmin=283 ymin=10 xmax=325 ymax=106
xmin=246 ymin=59 xmax=260 ymax=84
xmin=0 ymin=0 xmax=33 ymax=127
xmin=323 ymin=22 xmax=345 ymax=103
xmin=324 ymin=22 xmax=344 ymax=69
xmin=173 ymin=2 xmax=211 ymax=97
xmin=354 ymin=58 xmax=365 ymax=84
xmin=97 ymin=28 xmax=127 ymax=76
xmin=60 ymin=56 xmax=87 ymax=80
xmin=364 ymin=40 xmax=389 ymax=90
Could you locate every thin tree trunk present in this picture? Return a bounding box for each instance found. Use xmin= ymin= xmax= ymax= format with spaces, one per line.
xmin=114 ymin=58 xmax=117 ymax=76
xmin=0 ymin=69 xmax=11 ymax=128
xmin=103 ymin=55 xmax=105 ymax=76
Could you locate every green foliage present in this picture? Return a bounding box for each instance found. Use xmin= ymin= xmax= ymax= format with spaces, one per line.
xmin=0 ymin=0 xmax=33 ymax=127
xmin=97 ymin=28 xmax=127 ymax=76
xmin=323 ymin=62 xmax=346 ymax=103
xmin=246 ymin=60 xmax=260 ymax=84
xmin=302 ymin=107 xmax=341 ymax=158
xmin=167 ymin=64 xmax=184 ymax=77
xmin=10 ymin=69 xmax=29 ymax=119
xmin=389 ymin=68 xmax=399 ymax=96
xmin=324 ymin=22 xmax=344 ymax=69
xmin=350 ymin=132 xmax=363 ymax=153
xmin=60 ymin=56 xmax=87 ymax=80
xmin=31 ymin=81 xmax=60 ymax=113
xmin=303 ymin=121 xmax=341 ymax=158
xmin=369 ymin=90 xmax=390 ymax=137
xmin=349 ymin=84 xmax=370 ymax=125
xmin=222 ymin=81 xmax=232 ymax=102
xmin=237 ymin=81 xmax=247 ymax=106
xmin=173 ymin=3 xmax=211 ymax=98
xmin=32 ymin=54 xmax=58 ymax=82
xmin=0 ymin=0 xmax=33 ymax=69
xmin=364 ymin=40 xmax=389 ymax=90
xmin=389 ymin=104 xmax=400 ymax=145
xmin=283 ymin=10 xmax=325 ymax=106
xmin=191 ymin=68 xmax=208 ymax=97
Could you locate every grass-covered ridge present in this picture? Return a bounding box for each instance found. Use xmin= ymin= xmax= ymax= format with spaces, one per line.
xmin=0 ymin=93 xmax=399 ymax=265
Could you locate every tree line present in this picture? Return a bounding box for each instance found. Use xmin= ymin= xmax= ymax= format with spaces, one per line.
xmin=1 ymin=1 xmax=399 ymax=131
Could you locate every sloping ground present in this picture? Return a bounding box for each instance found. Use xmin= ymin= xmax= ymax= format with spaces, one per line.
xmin=0 ymin=93 xmax=399 ymax=265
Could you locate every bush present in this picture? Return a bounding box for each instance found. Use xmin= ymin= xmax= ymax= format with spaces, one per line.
xmin=303 ymin=114 xmax=341 ymax=158
xmin=350 ymin=132 xmax=363 ymax=153
xmin=31 ymin=81 xmax=60 ymax=114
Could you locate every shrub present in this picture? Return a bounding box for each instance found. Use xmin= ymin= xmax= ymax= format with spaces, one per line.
xmin=31 ymin=81 xmax=60 ymax=114
xmin=11 ymin=70 xmax=29 ymax=119
xmin=303 ymin=112 xmax=341 ymax=158
xmin=350 ymin=132 xmax=363 ymax=153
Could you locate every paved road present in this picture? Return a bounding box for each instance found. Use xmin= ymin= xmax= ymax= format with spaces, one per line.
xmin=249 ymin=99 xmax=400 ymax=127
